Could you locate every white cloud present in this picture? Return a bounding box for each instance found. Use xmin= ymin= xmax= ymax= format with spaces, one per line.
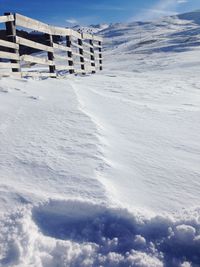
xmin=66 ymin=18 xmax=78 ymax=24
xmin=177 ymin=0 xmax=188 ymax=3
xmin=130 ymin=0 xmax=185 ymax=22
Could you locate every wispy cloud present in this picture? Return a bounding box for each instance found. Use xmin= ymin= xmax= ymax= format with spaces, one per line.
xmin=177 ymin=0 xmax=188 ymax=3
xmin=87 ymin=4 xmax=127 ymax=12
xmin=65 ymin=15 xmax=100 ymax=26
xmin=130 ymin=0 xmax=186 ymax=22
xmin=66 ymin=18 xmax=78 ymax=25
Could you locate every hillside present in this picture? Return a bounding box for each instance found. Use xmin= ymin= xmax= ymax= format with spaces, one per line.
xmin=0 ymin=11 xmax=200 ymax=267
xmin=99 ymin=11 xmax=200 ymax=72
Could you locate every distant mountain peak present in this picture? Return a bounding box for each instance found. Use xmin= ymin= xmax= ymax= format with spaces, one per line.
xmin=72 ymin=23 xmax=109 ymax=34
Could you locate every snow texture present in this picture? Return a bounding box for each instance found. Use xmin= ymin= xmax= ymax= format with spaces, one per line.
xmin=0 ymin=11 xmax=200 ymax=267
xmin=1 ymin=200 xmax=200 ymax=267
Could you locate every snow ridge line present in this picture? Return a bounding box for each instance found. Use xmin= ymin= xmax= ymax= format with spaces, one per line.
xmin=68 ymin=78 xmax=115 ymax=202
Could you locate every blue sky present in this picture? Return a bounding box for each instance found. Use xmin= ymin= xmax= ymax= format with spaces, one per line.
xmin=0 ymin=0 xmax=199 ymax=26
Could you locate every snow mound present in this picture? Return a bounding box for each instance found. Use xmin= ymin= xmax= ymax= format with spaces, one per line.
xmin=1 ymin=200 xmax=200 ymax=267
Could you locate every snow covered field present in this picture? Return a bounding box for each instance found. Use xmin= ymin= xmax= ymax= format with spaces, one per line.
xmin=0 ymin=12 xmax=200 ymax=267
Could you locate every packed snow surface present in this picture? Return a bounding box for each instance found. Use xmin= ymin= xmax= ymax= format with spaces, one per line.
xmin=0 ymin=11 xmax=200 ymax=267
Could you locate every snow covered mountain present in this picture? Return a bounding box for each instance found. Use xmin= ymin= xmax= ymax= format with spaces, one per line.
xmin=0 ymin=10 xmax=200 ymax=267
xmin=99 ymin=10 xmax=200 ymax=72
xmin=72 ymin=23 xmax=109 ymax=34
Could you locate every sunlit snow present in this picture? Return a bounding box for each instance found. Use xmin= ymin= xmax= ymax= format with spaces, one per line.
xmin=0 ymin=11 xmax=200 ymax=267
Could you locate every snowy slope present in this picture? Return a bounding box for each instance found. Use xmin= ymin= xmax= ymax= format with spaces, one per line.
xmin=0 ymin=79 xmax=107 ymax=212
xmin=0 ymin=11 xmax=200 ymax=267
xmin=70 ymin=69 xmax=200 ymax=214
xmin=100 ymin=11 xmax=200 ymax=72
